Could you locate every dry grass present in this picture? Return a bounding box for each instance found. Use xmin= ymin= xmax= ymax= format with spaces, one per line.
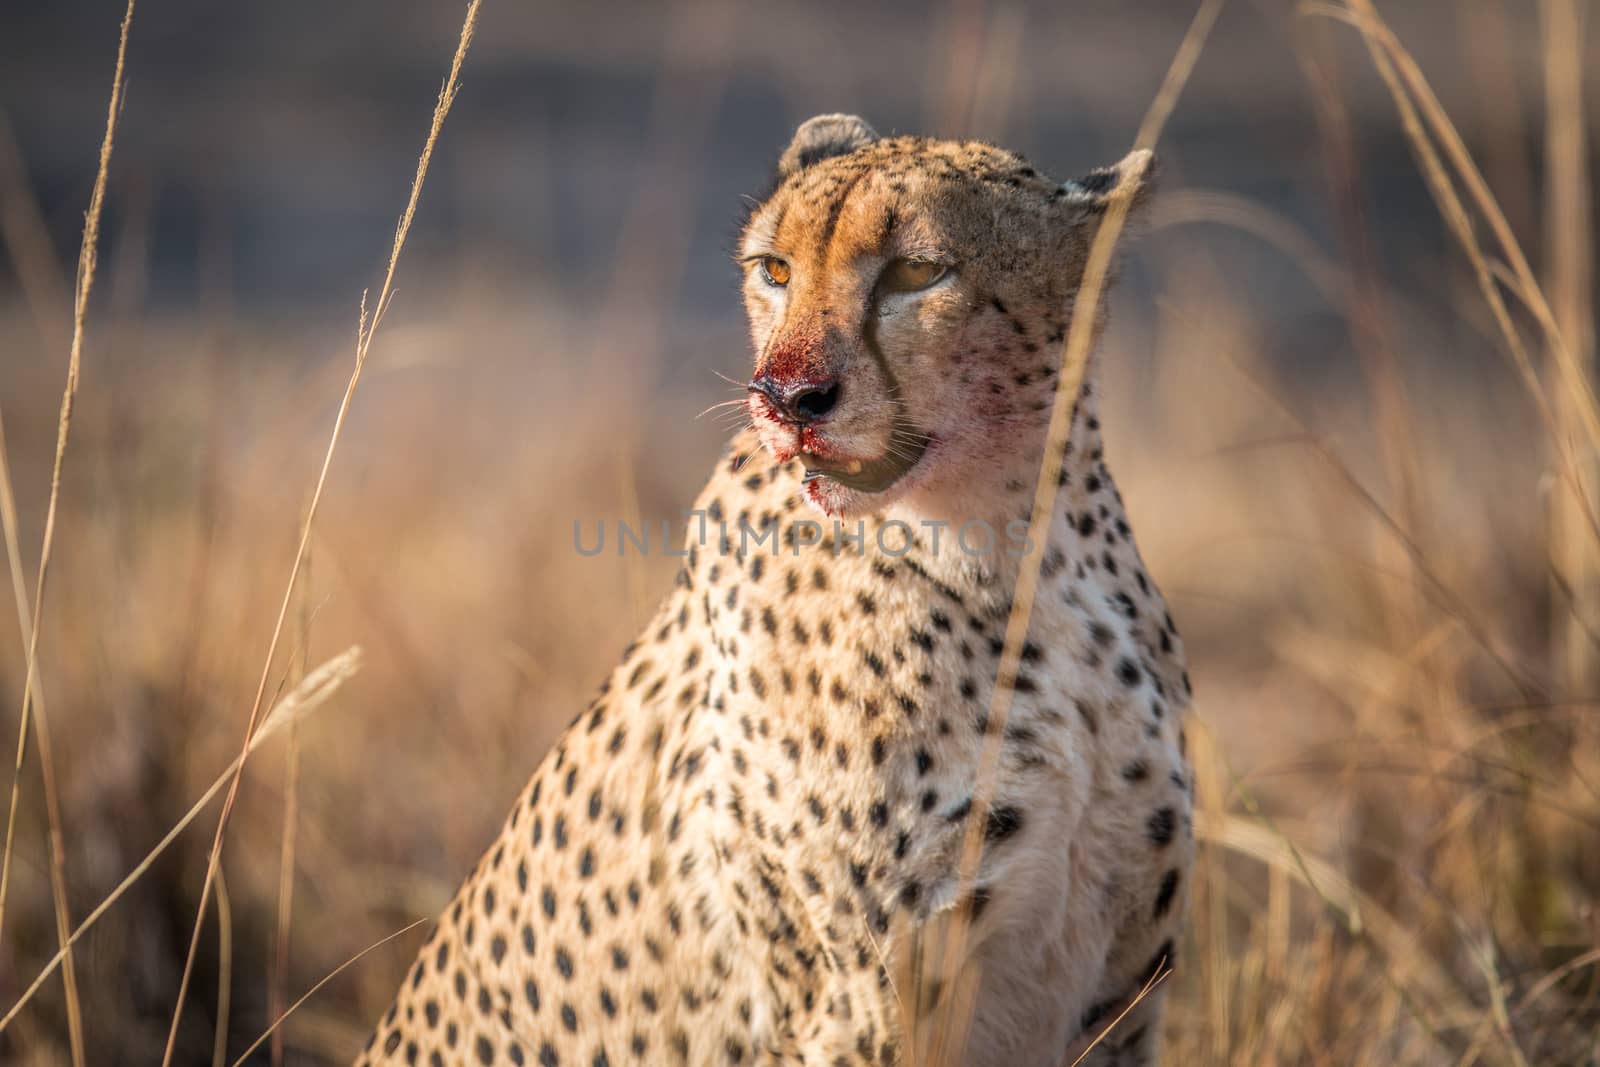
xmin=0 ymin=1 xmax=1597 ymax=1064
xmin=157 ymin=5 xmax=481 ymax=1062
xmin=0 ymin=2 xmax=138 ymax=1063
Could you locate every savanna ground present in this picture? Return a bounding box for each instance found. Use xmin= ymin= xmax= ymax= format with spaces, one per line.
xmin=0 ymin=0 xmax=1597 ymax=1063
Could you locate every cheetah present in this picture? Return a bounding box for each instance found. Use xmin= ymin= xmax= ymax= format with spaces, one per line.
xmin=359 ymin=115 xmax=1192 ymax=1067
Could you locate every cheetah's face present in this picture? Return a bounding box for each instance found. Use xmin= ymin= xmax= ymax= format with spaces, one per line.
xmin=738 ymin=115 xmax=1151 ymax=518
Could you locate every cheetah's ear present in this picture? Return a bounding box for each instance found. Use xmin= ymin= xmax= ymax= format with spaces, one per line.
xmin=1057 ymin=148 xmax=1156 ymax=214
xmin=777 ymin=114 xmax=879 ymax=178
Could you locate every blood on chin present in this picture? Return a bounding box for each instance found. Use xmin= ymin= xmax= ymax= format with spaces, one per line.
xmin=803 ymin=477 xmax=849 ymax=516
xmin=802 ymin=473 xmax=897 ymax=518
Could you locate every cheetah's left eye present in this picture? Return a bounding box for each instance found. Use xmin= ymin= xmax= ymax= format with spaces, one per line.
xmin=759 ymin=257 xmax=791 ymax=287
xmin=878 ymin=258 xmax=948 ymax=293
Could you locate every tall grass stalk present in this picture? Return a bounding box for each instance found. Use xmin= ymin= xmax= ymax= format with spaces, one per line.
xmin=213 ymin=868 xmax=234 ymax=1067
xmin=0 ymin=2 xmax=139 ymax=1063
xmin=1540 ymin=0 xmax=1596 ymax=700
xmin=158 ymin=5 xmax=483 ymax=1061
xmin=270 ymin=531 xmax=313 ymax=1064
xmin=1315 ymin=0 xmax=1600 ymax=508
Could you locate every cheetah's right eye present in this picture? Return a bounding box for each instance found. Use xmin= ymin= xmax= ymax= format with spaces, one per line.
xmin=759 ymin=257 xmax=791 ymax=287
xmin=878 ymin=258 xmax=948 ymax=293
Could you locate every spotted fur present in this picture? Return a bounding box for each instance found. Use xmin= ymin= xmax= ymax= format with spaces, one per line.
xmin=359 ymin=116 xmax=1192 ymax=1067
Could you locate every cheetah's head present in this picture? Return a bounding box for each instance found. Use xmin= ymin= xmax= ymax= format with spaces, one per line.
xmin=739 ymin=114 xmax=1152 ymax=518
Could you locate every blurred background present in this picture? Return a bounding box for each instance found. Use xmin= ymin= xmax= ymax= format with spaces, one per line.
xmin=0 ymin=0 xmax=1597 ymax=1063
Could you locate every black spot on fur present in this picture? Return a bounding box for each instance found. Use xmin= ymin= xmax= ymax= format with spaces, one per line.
xmin=1153 ymin=869 xmax=1181 ymax=918
xmin=1148 ymin=807 xmax=1177 ymax=848
xmin=985 ymin=806 xmax=1023 ymax=842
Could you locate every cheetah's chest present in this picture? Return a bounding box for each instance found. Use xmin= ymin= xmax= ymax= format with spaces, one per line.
xmin=675 ymin=501 xmax=1192 ymax=1063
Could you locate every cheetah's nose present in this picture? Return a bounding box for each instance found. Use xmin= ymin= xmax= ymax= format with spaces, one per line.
xmin=749 ymin=375 xmax=841 ymax=425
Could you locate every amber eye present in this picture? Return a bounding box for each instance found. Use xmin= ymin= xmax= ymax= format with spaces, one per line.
xmin=879 ymin=258 xmax=948 ymax=293
xmin=759 ymin=256 xmax=791 ymax=287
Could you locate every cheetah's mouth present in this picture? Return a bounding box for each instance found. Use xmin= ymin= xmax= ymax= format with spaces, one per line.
xmin=799 ymin=418 xmax=930 ymax=494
